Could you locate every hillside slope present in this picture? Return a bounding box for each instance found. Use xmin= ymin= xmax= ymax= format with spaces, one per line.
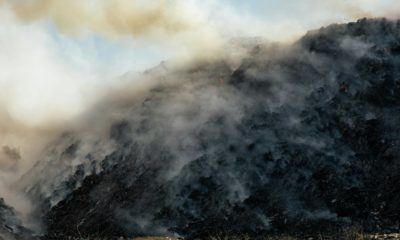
xmin=13 ymin=18 xmax=400 ymax=239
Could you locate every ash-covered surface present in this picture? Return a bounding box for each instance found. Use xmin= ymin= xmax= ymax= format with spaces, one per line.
xmin=12 ymin=18 xmax=400 ymax=239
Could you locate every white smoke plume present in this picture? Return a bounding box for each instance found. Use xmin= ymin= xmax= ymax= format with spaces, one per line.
xmin=3 ymin=0 xmax=189 ymax=36
xmin=0 ymin=0 xmax=399 ymax=236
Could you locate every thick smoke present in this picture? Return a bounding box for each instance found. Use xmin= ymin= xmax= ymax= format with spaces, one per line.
xmin=6 ymin=18 xmax=399 ymax=239
xmin=0 ymin=0 xmax=228 ymax=63
xmin=5 ymin=0 xmax=189 ymax=37
xmin=0 ymin=0 xmax=400 ymax=238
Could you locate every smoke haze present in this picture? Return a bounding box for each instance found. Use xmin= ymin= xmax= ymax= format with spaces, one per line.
xmin=0 ymin=0 xmax=399 ymax=238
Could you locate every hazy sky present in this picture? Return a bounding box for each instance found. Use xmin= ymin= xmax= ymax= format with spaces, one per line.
xmin=0 ymin=0 xmax=398 ymax=125
xmin=1 ymin=0 xmax=398 ymax=77
xmin=4 ymin=0 xmax=397 ymax=76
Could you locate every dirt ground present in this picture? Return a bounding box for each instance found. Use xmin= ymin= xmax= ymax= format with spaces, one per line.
xmin=130 ymin=234 xmax=400 ymax=240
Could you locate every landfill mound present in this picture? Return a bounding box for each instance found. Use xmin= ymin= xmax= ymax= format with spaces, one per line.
xmin=12 ymin=18 xmax=400 ymax=239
